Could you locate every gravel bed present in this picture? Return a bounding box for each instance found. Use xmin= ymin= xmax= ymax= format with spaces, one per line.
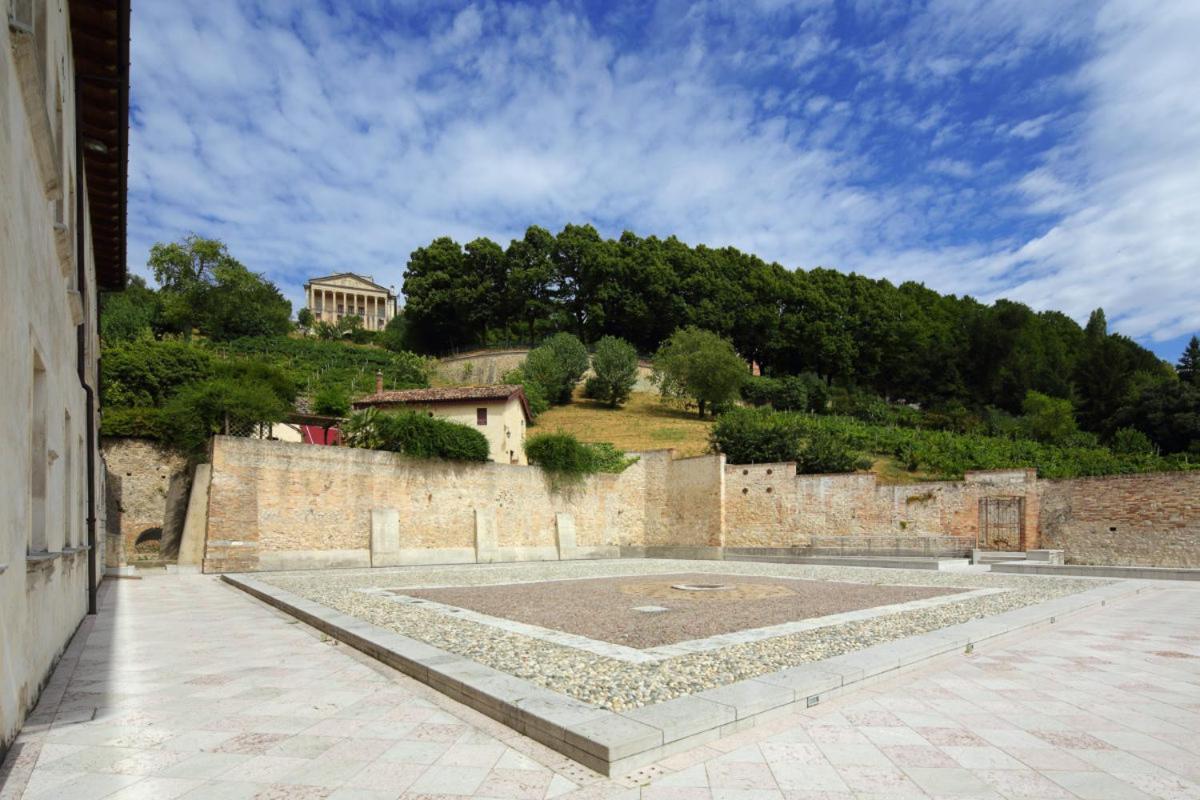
xmin=260 ymin=559 xmax=1107 ymax=710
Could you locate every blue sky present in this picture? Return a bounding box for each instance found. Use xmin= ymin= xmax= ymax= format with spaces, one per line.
xmin=127 ymin=0 xmax=1200 ymax=362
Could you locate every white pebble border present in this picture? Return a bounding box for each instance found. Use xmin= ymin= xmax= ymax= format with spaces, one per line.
xmin=260 ymin=559 xmax=1108 ymax=710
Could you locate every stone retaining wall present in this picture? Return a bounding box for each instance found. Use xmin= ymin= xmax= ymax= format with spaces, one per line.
xmin=1039 ymin=471 xmax=1200 ymax=567
xmin=198 ymin=437 xmax=1200 ymax=571
xmin=101 ymin=438 xmax=191 ymax=567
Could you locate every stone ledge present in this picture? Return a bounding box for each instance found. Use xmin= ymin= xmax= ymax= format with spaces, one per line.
xmin=991 ymin=562 xmax=1200 ymax=581
xmin=222 ymin=573 xmax=1148 ymax=776
xmin=25 ymin=552 xmax=62 ymax=573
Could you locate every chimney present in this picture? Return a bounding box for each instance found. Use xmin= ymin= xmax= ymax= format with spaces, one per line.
xmin=375 ymin=370 xmax=384 ymax=394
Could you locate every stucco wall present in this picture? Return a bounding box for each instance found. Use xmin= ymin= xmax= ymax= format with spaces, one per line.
xmin=1 ymin=3 xmax=107 ymax=755
xmin=101 ymin=438 xmax=191 ymax=566
xmin=1039 ymin=472 xmax=1200 ymax=567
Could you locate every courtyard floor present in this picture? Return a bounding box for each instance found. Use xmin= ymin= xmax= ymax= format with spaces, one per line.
xmin=0 ymin=571 xmax=1198 ymax=800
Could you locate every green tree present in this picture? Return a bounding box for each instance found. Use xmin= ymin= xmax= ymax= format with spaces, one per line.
xmin=377 ymin=314 xmax=410 ymax=352
xmin=588 ymin=336 xmax=639 ymax=407
xmin=311 ymin=385 xmax=350 ymax=417
xmin=652 ymin=327 xmax=747 ymax=416
xmin=100 ymin=339 xmax=213 ymax=407
xmin=1117 ymin=381 xmax=1200 ymax=454
xmin=1178 ymin=336 xmax=1200 ymax=385
xmin=146 ymin=235 xmax=291 ymax=340
xmin=1021 ymin=390 xmax=1078 ymax=444
xmin=99 ymin=276 xmax=161 ymax=343
xmin=296 ymin=307 xmax=314 ymax=332
xmin=502 ymin=367 xmax=549 ymax=418
xmin=523 ymin=333 xmax=589 ymax=405
xmin=402 ymin=237 xmax=490 ymax=352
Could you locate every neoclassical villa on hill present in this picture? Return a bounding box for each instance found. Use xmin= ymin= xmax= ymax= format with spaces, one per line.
xmin=304 ymin=272 xmax=398 ymax=331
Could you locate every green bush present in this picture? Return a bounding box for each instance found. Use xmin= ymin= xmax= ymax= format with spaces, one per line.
xmin=709 ymin=407 xmax=805 ymax=465
xmin=1110 ymin=427 xmax=1154 ymax=455
xmin=100 ymin=406 xmax=164 ymax=439
xmin=343 ymin=409 xmax=489 ymax=462
xmin=503 ymin=367 xmax=549 ymax=418
xmin=589 ymin=336 xmax=639 ymax=407
xmin=742 ymin=374 xmax=827 ymax=413
xmin=101 ymin=338 xmax=213 ymax=407
xmin=525 ymin=432 xmax=638 ymax=476
xmin=311 ymin=385 xmax=350 ymax=417
xmin=710 ymin=407 xmax=864 ymax=473
xmin=523 ymin=333 xmax=589 ymax=405
xmin=160 ymin=377 xmax=290 ymax=455
xmin=1020 ymin=390 xmax=1078 ymax=444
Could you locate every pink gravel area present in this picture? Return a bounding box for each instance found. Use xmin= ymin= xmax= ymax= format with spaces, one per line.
xmin=398 ymin=573 xmax=966 ymax=648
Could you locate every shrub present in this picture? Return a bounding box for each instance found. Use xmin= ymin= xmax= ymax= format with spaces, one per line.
xmin=589 ymin=336 xmax=639 ymax=407
xmin=797 ymin=428 xmax=870 ymax=474
xmin=709 ymin=407 xmax=805 ymax=465
xmin=312 ymin=385 xmax=350 ymax=417
xmin=100 ymin=338 xmax=213 ymax=407
xmin=343 ymin=409 xmax=489 ymax=461
xmin=526 ymin=432 xmax=638 ymax=476
xmin=1021 ymin=390 xmax=1078 ymax=444
xmin=503 ymin=367 xmax=549 ymax=418
xmin=100 ymin=406 xmax=164 ymax=439
xmin=160 ymin=377 xmax=290 ymax=455
xmin=1110 ymin=427 xmax=1154 ymax=455
xmin=523 ymin=333 xmax=589 ymax=405
xmin=742 ymin=373 xmax=827 ymax=413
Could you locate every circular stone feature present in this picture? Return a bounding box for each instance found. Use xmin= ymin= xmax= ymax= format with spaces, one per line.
xmin=671 ymin=583 xmax=731 ymax=592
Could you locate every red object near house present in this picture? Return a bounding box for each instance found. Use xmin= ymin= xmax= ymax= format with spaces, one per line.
xmin=301 ymin=425 xmax=340 ymax=445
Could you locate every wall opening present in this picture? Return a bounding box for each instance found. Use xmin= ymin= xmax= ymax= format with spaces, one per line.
xmin=30 ymin=350 xmax=48 ymax=552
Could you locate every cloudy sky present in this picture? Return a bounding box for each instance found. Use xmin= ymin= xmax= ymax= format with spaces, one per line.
xmin=127 ymin=0 xmax=1200 ymax=361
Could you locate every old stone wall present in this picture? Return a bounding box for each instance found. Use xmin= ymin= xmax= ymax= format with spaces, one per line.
xmin=723 ymin=466 xmax=1038 ymax=550
xmin=199 ymin=437 xmax=1200 ymax=572
xmin=659 ymin=455 xmax=726 ymax=547
xmin=203 ymin=437 xmax=668 ymax=572
xmin=101 ymin=438 xmax=191 ymax=567
xmin=1039 ymin=472 xmax=1200 ymax=567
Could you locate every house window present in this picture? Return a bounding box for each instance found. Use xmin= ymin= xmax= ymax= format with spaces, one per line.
xmin=476 ymin=408 xmax=487 ymax=426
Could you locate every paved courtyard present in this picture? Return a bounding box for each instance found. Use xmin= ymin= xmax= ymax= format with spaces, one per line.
xmin=2 ymin=572 xmax=1199 ymax=799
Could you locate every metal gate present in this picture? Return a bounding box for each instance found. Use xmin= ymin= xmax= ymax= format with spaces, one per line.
xmin=978 ymin=497 xmax=1024 ymax=550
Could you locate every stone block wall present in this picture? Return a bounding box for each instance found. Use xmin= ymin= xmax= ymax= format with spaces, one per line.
xmin=203 ymin=437 xmax=667 ymax=572
xmin=198 ymin=437 xmax=1200 ymax=571
xmin=1039 ymin=471 xmax=1200 ymax=567
xmin=101 ymin=438 xmax=191 ymax=567
xmin=722 ymin=465 xmax=1037 ymax=550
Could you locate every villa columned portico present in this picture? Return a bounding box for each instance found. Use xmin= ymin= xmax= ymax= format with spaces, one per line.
xmin=304 ymin=273 xmax=398 ymax=331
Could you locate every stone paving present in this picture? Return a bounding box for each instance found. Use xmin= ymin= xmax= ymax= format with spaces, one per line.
xmin=2 ymin=573 xmax=1199 ymax=799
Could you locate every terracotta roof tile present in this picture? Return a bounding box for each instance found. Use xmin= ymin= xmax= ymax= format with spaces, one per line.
xmin=352 ymin=385 xmax=531 ymax=420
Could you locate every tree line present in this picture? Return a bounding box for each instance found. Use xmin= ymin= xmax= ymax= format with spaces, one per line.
xmin=401 ymin=224 xmax=1191 ymax=432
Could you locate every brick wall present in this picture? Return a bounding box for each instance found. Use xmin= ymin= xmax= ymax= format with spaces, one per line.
xmin=1039 ymin=471 xmax=1200 ymax=567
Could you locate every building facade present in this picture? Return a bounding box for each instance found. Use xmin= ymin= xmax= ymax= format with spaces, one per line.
xmin=304 ymin=272 xmax=398 ymax=331
xmin=352 ymin=382 xmax=532 ymax=465
xmin=1 ymin=0 xmax=129 ymax=756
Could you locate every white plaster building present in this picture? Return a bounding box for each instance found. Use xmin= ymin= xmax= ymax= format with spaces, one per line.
xmin=1 ymin=0 xmax=129 ymax=755
xmin=352 ymin=381 xmax=532 ymax=465
xmin=304 ymin=272 xmax=398 ymax=331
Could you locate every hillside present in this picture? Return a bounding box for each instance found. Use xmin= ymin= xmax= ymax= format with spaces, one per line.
xmin=535 ymin=390 xmax=714 ymax=457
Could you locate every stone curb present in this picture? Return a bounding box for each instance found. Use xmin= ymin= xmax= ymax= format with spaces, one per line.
xmin=222 ymin=574 xmax=1149 ymax=776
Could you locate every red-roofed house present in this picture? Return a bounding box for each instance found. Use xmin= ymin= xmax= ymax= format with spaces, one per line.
xmin=352 ymin=375 xmax=531 ymax=464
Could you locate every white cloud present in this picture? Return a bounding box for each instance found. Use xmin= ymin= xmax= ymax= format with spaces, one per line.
xmin=125 ymin=0 xmax=1198 ymax=352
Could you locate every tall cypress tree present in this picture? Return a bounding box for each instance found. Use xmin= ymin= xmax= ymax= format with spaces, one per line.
xmin=1178 ymin=336 xmax=1200 ymax=384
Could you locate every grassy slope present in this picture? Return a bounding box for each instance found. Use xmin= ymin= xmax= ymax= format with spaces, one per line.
xmin=536 ymin=390 xmax=940 ymax=482
xmin=535 ymin=390 xmax=715 ymax=457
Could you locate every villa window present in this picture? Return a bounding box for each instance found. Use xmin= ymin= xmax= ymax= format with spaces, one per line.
xmin=476 ymin=408 xmax=487 ymax=426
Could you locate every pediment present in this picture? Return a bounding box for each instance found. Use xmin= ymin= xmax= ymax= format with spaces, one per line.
xmin=308 ymin=273 xmax=390 ymax=293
